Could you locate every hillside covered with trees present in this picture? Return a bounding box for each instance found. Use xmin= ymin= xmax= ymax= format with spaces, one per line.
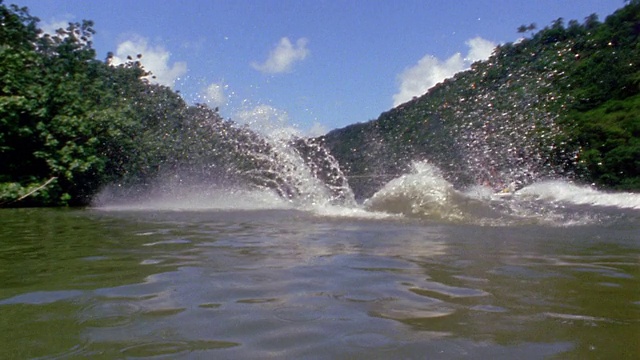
xmin=322 ymin=1 xmax=640 ymax=199
xmin=1 ymin=1 xmax=639 ymax=207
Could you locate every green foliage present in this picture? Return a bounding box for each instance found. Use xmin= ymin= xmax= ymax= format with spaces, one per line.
xmin=0 ymin=2 xmax=235 ymax=206
xmin=324 ymin=1 xmax=640 ymax=195
xmin=563 ymin=95 xmax=640 ymax=189
xmin=0 ymin=2 xmax=119 ymax=205
xmin=2 ymin=1 xmax=639 ymax=206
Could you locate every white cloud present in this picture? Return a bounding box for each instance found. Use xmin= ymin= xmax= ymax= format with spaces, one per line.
xmin=393 ymin=36 xmax=496 ymax=107
xmin=110 ymin=35 xmax=187 ymax=88
xmin=251 ymin=37 xmax=309 ymax=74
xmin=464 ymin=36 xmax=497 ymax=63
xmin=202 ymin=82 xmax=228 ymax=108
xmin=40 ymin=18 xmax=72 ymax=36
xmin=393 ymin=53 xmax=465 ymax=107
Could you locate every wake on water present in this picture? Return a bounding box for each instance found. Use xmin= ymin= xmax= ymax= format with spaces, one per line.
xmin=363 ymin=161 xmax=640 ymax=226
xmin=92 ymin=100 xmax=640 ymax=226
xmin=95 ymin=153 xmax=640 ymax=227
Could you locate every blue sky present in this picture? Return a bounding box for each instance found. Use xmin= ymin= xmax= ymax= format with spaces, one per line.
xmin=16 ymin=0 xmax=623 ymax=135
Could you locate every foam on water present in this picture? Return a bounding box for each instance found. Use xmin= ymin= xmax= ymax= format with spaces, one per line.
xmin=94 ymin=153 xmax=638 ymax=226
xmin=362 ymin=161 xmax=520 ymax=225
xmin=94 ymin=182 xmax=397 ymax=220
xmin=360 ymin=161 xmax=639 ymax=226
xmin=515 ymin=181 xmax=640 ymax=210
xmin=93 ymin=187 xmax=289 ymax=212
xmin=307 ymin=203 xmax=397 ymax=220
xmin=364 ymin=162 xmax=470 ymax=222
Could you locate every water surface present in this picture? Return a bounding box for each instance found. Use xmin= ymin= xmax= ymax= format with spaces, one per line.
xmin=1 ymin=206 xmax=638 ymax=359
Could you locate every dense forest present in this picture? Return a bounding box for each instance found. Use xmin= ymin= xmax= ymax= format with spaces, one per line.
xmin=0 ymin=1 xmax=279 ymax=206
xmin=322 ymin=1 xmax=640 ymax=199
xmin=1 ymin=1 xmax=639 ymax=206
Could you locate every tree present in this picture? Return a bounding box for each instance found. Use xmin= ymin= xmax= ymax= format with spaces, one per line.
xmin=324 ymin=1 xmax=640 ymax=192
xmin=0 ymin=3 xmax=152 ymax=205
xmin=517 ymin=23 xmax=537 ymax=37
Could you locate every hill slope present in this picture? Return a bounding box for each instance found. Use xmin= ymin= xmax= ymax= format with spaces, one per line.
xmin=321 ymin=2 xmax=640 ymax=199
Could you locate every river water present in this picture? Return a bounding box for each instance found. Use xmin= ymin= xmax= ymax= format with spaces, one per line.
xmin=1 ymin=178 xmax=639 ymax=359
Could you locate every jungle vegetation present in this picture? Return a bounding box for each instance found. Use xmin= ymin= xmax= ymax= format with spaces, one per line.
xmin=1 ymin=1 xmax=638 ymax=206
xmin=322 ymin=1 xmax=640 ymax=198
xmin=0 ymin=1 xmax=269 ymax=206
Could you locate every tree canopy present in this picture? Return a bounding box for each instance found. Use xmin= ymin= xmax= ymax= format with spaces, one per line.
xmin=323 ymin=1 xmax=640 ymax=197
xmin=1 ymin=1 xmax=638 ymax=206
xmin=0 ymin=1 xmax=246 ymax=206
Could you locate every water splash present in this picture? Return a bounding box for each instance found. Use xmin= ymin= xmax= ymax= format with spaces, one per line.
xmin=94 ymin=105 xmax=356 ymax=211
xmin=230 ymin=106 xmax=355 ymax=207
xmin=361 ymin=160 xmax=638 ymax=226
xmin=364 ymin=162 xmax=468 ymax=221
xmin=92 ymin=99 xmax=636 ymax=225
xmin=444 ymin=61 xmax=572 ymax=191
xmin=516 ymin=181 xmax=640 ymax=210
xmin=323 ymin=39 xmax=586 ymax=198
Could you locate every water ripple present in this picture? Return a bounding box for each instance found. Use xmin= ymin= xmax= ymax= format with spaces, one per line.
xmin=119 ymin=339 xmax=239 ymax=357
xmin=79 ymin=301 xmax=142 ymax=328
xmin=274 ymin=305 xmax=324 ymax=322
